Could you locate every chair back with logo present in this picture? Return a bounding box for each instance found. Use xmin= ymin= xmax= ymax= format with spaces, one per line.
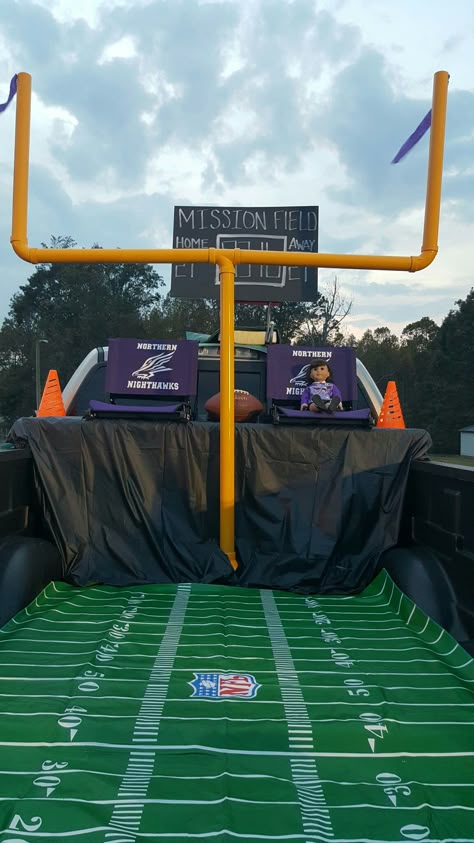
xmin=88 ymin=338 xmax=199 ymax=420
xmin=266 ymin=345 xmax=371 ymax=425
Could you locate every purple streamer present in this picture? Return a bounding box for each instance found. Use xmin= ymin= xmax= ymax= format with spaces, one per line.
xmin=0 ymin=74 xmax=18 ymax=114
xmin=391 ymin=109 xmax=431 ymax=164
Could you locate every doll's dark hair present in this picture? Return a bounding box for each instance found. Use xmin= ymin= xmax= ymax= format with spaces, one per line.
xmin=305 ymin=359 xmax=333 ymax=384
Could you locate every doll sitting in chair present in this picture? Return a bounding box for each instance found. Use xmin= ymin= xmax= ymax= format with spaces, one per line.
xmin=300 ymin=359 xmax=343 ymax=413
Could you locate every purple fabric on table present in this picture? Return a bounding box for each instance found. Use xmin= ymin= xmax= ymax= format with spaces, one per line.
xmin=89 ymin=400 xmax=182 ymax=415
xmin=266 ymin=346 xmax=357 ymax=402
xmin=391 ymin=110 xmax=431 ymax=164
xmin=0 ymin=75 xmax=17 ymax=113
xmin=277 ymin=406 xmax=371 ymax=421
xmin=106 ymin=338 xmax=198 ymax=398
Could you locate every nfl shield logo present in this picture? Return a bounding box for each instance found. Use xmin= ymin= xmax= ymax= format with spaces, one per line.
xmin=189 ymin=672 xmax=260 ymax=699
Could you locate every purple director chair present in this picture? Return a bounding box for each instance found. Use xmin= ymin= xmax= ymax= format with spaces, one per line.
xmin=88 ymin=338 xmax=199 ymax=421
xmin=266 ymin=345 xmax=372 ymax=426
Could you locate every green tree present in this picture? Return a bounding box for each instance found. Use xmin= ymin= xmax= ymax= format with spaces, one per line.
xmin=235 ymin=300 xmax=329 ymax=344
xmin=0 ymin=237 xmax=164 ymax=423
xmin=144 ymin=295 xmax=219 ymax=339
xmin=356 ymin=327 xmax=401 ymax=396
xmin=422 ymin=289 xmax=474 ymax=452
xmin=354 ymin=294 xmax=472 ymax=451
xmin=397 ymin=317 xmax=440 ymax=429
xmin=401 ymin=317 xmax=439 ymax=353
xmin=296 ymin=277 xmax=352 ymax=346
xmin=144 ymin=292 xmax=348 ymax=346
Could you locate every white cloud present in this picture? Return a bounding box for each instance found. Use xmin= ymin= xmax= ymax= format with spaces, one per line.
xmin=32 ymin=0 xmax=102 ymax=26
xmin=32 ymin=0 xmax=137 ymax=27
xmin=322 ymin=0 xmax=474 ymax=95
xmin=98 ymin=35 xmax=137 ymax=64
xmin=145 ymin=143 xmax=214 ymax=200
xmin=213 ymin=102 xmax=264 ymax=145
xmin=0 ymin=0 xmax=472 ymax=337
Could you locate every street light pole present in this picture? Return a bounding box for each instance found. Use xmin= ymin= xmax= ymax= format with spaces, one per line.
xmin=35 ymin=338 xmax=48 ymax=410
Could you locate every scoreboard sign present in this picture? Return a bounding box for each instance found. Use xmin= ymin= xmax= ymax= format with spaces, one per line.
xmin=170 ymin=204 xmax=319 ymax=302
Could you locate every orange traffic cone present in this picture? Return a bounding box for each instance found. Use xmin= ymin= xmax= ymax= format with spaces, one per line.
xmin=376 ymin=380 xmax=405 ymax=429
xmin=37 ymin=369 xmax=66 ymax=417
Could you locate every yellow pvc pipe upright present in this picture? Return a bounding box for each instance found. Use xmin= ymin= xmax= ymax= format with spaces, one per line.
xmin=217 ymin=256 xmax=237 ymax=570
xmin=11 ymin=72 xmax=31 ymax=248
xmin=421 ymin=70 xmax=449 ymax=259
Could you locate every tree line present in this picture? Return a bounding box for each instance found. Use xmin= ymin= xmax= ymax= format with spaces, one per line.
xmin=352 ymin=292 xmax=474 ymax=452
xmin=0 ymin=237 xmax=472 ymax=453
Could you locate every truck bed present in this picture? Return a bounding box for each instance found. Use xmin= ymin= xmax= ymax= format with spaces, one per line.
xmin=1 ymin=570 xmax=473 ymax=841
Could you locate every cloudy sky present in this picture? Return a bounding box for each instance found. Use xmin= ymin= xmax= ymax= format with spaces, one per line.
xmin=0 ymin=0 xmax=472 ymax=337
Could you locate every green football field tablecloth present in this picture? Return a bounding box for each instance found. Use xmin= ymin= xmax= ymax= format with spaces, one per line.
xmin=0 ymin=570 xmax=473 ymax=842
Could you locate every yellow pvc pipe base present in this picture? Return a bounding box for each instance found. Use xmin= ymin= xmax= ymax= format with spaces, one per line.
xmin=227 ymin=553 xmax=238 ymax=571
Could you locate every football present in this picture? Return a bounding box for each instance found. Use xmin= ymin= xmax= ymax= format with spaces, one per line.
xmin=205 ymin=389 xmax=264 ymax=422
